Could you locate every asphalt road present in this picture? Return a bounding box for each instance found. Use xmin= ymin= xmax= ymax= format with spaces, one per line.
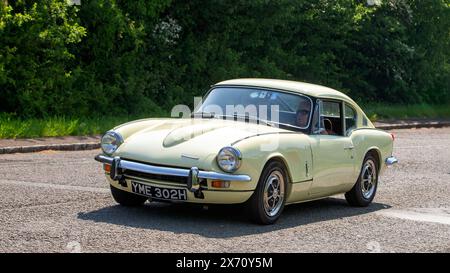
xmin=0 ymin=127 xmax=449 ymax=253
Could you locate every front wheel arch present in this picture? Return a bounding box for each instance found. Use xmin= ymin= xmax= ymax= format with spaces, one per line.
xmin=262 ymin=156 xmax=293 ymax=199
xmin=246 ymin=159 xmax=290 ymax=224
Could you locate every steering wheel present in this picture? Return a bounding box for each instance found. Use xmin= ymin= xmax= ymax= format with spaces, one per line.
xmin=323 ymin=118 xmax=333 ymax=133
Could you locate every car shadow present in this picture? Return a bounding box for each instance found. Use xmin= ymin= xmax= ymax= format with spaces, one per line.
xmin=77 ymin=197 xmax=391 ymax=238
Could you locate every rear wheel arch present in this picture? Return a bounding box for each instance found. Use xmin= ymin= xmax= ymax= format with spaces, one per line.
xmin=365 ymin=148 xmax=381 ymax=171
xmin=345 ymin=151 xmax=379 ymax=207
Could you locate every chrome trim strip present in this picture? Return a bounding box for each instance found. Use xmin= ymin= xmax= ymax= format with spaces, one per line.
xmin=97 ymin=155 xmax=114 ymax=165
xmin=230 ymin=131 xmax=297 ymax=146
xmin=292 ymin=178 xmax=313 ymax=184
xmin=95 ymin=154 xmax=252 ymax=182
xmin=385 ymin=156 xmax=398 ymax=166
xmin=181 ymin=154 xmax=200 ymax=160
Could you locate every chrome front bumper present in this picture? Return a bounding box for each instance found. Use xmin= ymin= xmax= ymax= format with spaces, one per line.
xmin=94 ymin=154 xmax=252 ymax=191
xmin=385 ymin=156 xmax=398 ymax=166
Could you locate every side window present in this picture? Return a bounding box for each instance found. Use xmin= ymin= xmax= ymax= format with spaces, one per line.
xmin=344 ymin=104 xmax=357 ymax=135
xmin=312 ymin=100 xmax=343 ymax=136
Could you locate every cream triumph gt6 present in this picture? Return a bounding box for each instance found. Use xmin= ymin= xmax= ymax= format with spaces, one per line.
xmin=95 ymin=78 xmax=397 ymax=224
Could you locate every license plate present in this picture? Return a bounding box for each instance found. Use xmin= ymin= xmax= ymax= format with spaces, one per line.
xmin=130 ymin=181 xmax=187 ymax=201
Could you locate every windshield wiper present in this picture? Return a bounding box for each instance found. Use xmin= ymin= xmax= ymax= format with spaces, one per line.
xmin=275 ymin=122 xmax=303 ymax=131
xmin=191 ymin=112 xmax=215 ymax=118
xmin=217 ymin=114 xmax=275 ymax=127
xmin=219 ymin=114 xmax=305 ymax=131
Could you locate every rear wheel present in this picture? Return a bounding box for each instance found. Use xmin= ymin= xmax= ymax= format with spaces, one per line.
xmin=110 ymin=185 xmax=148 ymax=206
xmin=345 ymin=154 xmax=378 ymax=206
xmin=247 ymin=161 xmax=288 ymax=225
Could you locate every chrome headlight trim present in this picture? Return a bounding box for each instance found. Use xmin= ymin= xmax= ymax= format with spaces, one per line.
xmin=101 ymin=131 xmax=124 ymax=156
xmin=216 ymin=146 xmax=242 ymax=173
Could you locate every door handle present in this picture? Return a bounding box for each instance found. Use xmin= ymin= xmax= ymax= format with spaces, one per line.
xmin=344 ymin=145 xmax=354 ymax=150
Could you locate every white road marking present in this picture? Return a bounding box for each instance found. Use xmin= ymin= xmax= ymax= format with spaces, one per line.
xmin=0 ymin=179 xmax=109 ymax=193
xmin=377 ymin=208 xmax=450 ymax=225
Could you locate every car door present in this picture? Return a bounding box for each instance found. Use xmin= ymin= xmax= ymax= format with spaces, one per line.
xmin=308 ymin=99 xmax=356 ymax=196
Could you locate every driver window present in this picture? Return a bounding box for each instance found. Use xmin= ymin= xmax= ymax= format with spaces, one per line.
xmin=312 ymin=100 xmax=343 ymax=136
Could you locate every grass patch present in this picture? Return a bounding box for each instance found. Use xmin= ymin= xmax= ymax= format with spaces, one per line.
xmin=1 ymin=104 xmax=450 ymax=138
xmin=0 ymin=112 xmax=170 ymax=139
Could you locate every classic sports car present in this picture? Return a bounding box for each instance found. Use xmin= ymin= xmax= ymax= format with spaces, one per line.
xmin=95 ymin=78 xmax=397 ymax=224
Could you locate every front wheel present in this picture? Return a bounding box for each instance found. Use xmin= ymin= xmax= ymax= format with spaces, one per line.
xmin=110 ymin=185 xmax=148 ymax=206
xmin=247 ymin=161 xmax=288 ymax=225
xmin=345 ymin=154 xmax=378 ymax=206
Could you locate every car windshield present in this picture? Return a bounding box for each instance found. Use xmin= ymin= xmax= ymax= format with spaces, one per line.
xmin=195 ymin=87 xmax=313 ymax=131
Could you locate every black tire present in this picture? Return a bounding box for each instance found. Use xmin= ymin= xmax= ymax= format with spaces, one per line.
xmin=110 ymin=185 xmax=148 ymax=206
xmin=247 ymin=161 xmax=288 ymax=225
xmin=345 ymin=154 xmax=378 ymax=207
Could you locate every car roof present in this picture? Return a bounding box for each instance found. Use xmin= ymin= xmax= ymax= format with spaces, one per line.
xmin=213 ymin=78 xmax=374 ymax=128
xmin=214 ymin=78 xmax=355 ymax=103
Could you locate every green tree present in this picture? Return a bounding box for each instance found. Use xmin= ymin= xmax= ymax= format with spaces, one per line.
xmin=70 ymin=0 xmax=172 ymax=116
xmin=1 ymin=0 xmax=449 ymax=119
xmin=406 ymin=0 xmax=450 ymax=103
xmin=0 ymin=0 xmax=86 ymax=117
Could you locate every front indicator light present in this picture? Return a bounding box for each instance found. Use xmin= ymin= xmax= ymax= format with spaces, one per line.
xmin=211 ymin=180 xmax=230 ymax=188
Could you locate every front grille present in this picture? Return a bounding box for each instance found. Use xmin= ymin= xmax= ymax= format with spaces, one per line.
xmin=119 ymin=158 xmax=207 ymax=186
xmin=123 ymin=169 xmax=188 ymax=184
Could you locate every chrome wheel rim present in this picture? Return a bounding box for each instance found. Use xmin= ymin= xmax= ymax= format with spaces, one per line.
xmin=263 ymin=170 xmax=285 ymax=217
xmin=361 ymin=160 xmax=377 ymax=199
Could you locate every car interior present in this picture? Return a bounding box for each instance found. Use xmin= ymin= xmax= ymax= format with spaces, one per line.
xmin=315 ymin=99 xmax=342 ymax=136
xmin=320 ymin=116 xmax=342 ymax=135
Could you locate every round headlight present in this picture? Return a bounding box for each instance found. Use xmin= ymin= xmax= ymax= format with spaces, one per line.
xmin=101 ymin=131 xmax=123 ymax=155
xmin=216 ymin=147 xmax=242 ymax=173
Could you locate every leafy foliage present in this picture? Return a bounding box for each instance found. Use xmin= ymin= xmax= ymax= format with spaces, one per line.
xmin=0 ymin=0 xmax=86 ymax=117
xmin=0 ymin=0 xmax=449 ymax=119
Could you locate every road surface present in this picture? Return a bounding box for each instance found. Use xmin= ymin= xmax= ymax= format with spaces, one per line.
xmin=0 ymin=127 xmax=449 ymax=252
